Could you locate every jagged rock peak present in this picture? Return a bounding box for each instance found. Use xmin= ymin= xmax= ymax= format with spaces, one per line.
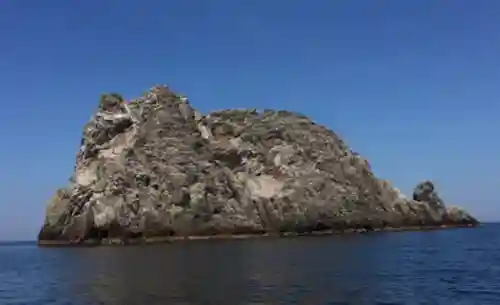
xmin=38 ymin=85 xmax=479 ymax=246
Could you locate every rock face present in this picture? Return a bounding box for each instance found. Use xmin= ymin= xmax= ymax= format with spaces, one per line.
xmin=38 ymin=85 xmax=479 ymax=245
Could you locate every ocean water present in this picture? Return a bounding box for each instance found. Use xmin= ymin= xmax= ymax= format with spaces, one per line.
xmin=0 ymin=225 xmax=499 ymax=305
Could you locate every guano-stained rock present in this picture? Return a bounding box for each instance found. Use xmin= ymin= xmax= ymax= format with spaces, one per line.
xmin=38 ymin=85 xmax=479 ymax=245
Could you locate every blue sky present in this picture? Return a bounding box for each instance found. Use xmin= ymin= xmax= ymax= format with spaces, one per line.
xmin=0 ymin=1 xmax=498 ymax=240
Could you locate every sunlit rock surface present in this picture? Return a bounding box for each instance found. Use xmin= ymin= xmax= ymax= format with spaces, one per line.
xmin=38 ymin=85 xmax=479 ymax=245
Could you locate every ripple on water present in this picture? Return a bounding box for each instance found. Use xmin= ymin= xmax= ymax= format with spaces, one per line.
xmin=0 ymin=225 xmax=499 ymax=305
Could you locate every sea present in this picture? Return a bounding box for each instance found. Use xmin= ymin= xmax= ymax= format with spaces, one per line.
xmin=0 ymin=224 xmax=499 ymax=305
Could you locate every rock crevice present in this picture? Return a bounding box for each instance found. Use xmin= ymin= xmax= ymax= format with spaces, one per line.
xmin=38 ymin=85 xmax=479 ymax=245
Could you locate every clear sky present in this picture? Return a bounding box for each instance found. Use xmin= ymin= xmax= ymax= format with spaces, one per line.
xmin=0 ymin=1 xmax=498 ymax=240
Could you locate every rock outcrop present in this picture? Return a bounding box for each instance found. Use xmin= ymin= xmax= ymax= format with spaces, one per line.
xmin=38 ymin=85 xmax=479 ymax=245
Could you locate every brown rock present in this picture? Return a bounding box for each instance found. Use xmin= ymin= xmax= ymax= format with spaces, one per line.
xmin=37 ymin=85 xmax=479 ymax=246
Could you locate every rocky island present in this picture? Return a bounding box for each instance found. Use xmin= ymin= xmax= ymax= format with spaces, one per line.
xmin=38 ymin=85 xmax=479 ymax=246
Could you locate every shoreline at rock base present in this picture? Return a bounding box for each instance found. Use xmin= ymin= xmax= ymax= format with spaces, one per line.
xmin=38 ymin=222 xmax=478 ymax=247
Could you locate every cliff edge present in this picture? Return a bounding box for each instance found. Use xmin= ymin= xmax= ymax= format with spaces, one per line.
xmin=38 ymin=85 xmax=478 ymax=245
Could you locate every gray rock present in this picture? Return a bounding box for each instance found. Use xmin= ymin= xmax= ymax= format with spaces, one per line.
xmin=413 ymin=180 xmax=446 ymax=215
xmin=38 ymin=85 xmax=479 ymax=245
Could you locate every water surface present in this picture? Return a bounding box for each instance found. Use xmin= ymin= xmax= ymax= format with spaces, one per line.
xmin=1 ymin=224 xmax=499 ymax=305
